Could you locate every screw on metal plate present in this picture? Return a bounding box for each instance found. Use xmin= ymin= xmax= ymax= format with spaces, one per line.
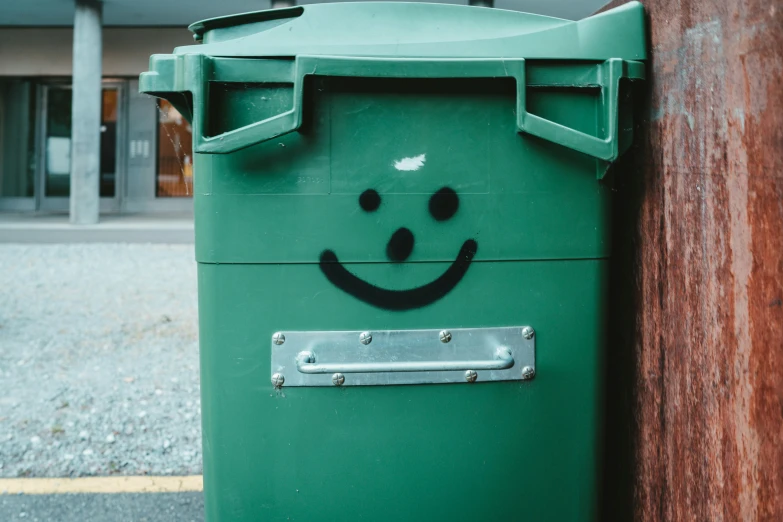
xmin=439 ymin=330 xmax=452 ymax=343
xmin=272 ymin=332 xmax=286 ymax=345
xmin=359 ymin=332 xmax=372 ymax=345
xmin=521 ymin=366 xmax=536 ymax=380
xmin=332 ymin=373 xmax=345 ymax=386
xmin=522 ymin=327 xmax=535 ymax=340
xmin=465 ymin=370 xmax=478 ymax=383
xmin=271 ymin=373 xmax=285 ymax=388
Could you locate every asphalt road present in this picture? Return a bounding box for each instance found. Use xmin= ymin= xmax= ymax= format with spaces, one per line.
xmin=0 ymin=492 xmax=204 ymax=522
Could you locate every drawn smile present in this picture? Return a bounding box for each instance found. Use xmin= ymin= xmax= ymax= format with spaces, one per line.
xmin=318 ymin=186 xmax=477 ymax=311
xmin=319 ymin=239 xmax=478 ymax=311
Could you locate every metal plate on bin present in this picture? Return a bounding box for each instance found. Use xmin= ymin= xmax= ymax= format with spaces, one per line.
xmin=270 ymin=326 xmax=536 ymax=387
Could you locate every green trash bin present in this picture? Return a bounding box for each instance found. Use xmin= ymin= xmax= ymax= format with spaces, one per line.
xmin=141 ymin=2 xmax=646 ymax=520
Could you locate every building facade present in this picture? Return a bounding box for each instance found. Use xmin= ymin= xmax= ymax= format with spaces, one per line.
xmin=0 ymin=0 xmax=598 ymax=222
xmin=0 ymin=23 xmax=196 ymax=216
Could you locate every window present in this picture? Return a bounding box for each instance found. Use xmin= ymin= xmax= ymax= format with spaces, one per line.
xmin=156 ymin=99 xmax=193 ymax=197
xmin=0 ymin=79 xmax=36 ymax=198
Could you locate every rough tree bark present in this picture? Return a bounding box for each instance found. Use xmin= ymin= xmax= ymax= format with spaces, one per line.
xmin=601 ymin=1 xmax=783 ymax=521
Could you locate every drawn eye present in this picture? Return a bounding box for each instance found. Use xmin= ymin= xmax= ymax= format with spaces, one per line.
xmin=359 ymin=189 xmax=381 ymax=212
xmin=428 ymin=187 xmax=459 ymax=221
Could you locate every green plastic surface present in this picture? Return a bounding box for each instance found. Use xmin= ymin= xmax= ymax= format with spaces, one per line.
xmin=139 ymin=3 xmax=646 ymax=521
xmin=145 ymin=56 xmax=642 ymax=163
xmin=140 ymin=2 xmax=646 ymax=164
xmin=193 ymin=73 xmax=616 ymax=264
xmin=199 ymin=260 xmax=606 ymax=522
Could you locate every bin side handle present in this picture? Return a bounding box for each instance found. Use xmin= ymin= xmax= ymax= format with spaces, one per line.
xmin=191 ymin=56 xmax=644 ymax=165
xmin=270 ymin=326 xmax=535 ymax=387
xmin=295 ymin=347 xmax=514 ymax=374
xmin=518 ymin=58 xmax=644 ymax=168
xmin=193 ymin=56 xmax=529 ymax=154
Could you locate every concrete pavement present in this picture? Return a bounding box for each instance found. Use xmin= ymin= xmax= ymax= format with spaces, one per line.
xmin=0 ymin=213 xmax=194 ymax=243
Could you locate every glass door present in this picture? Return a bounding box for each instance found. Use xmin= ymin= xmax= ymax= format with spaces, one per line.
xmin=38 ymin=82 xmax=124 ymax=212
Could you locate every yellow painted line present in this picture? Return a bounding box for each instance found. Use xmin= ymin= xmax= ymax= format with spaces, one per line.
xmin=0 ymin=475 xmax=203 ymax=495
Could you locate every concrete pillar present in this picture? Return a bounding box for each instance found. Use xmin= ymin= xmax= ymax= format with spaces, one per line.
xmin=69 ymin=0 xmax=102 ymax=224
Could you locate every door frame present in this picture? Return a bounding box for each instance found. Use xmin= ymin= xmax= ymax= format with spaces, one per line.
xmin=35 ymin=79 xmax=127 ymax=213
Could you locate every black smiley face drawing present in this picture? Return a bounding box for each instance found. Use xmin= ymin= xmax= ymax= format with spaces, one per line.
xmin=319 ymin=187 xmax=478 ymax=311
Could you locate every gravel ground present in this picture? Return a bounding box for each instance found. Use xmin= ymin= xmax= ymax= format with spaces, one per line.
xmin=0 ymin=244 xmax=200 ymax=478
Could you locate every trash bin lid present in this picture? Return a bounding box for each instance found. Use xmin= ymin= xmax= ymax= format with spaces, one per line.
xmin=180 ymin=1 xmax=646 ymax=61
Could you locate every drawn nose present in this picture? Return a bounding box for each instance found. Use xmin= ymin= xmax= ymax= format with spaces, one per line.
xmin=386 ymin=227 xmax=414 ymax=262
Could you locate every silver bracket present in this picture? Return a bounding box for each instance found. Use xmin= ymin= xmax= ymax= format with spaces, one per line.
xmin=270 ymin=326 xmax=536 ymax=387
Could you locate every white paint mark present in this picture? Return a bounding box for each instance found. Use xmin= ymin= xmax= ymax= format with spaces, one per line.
xmin=393 ymin=154 xmax=426 ymax=172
